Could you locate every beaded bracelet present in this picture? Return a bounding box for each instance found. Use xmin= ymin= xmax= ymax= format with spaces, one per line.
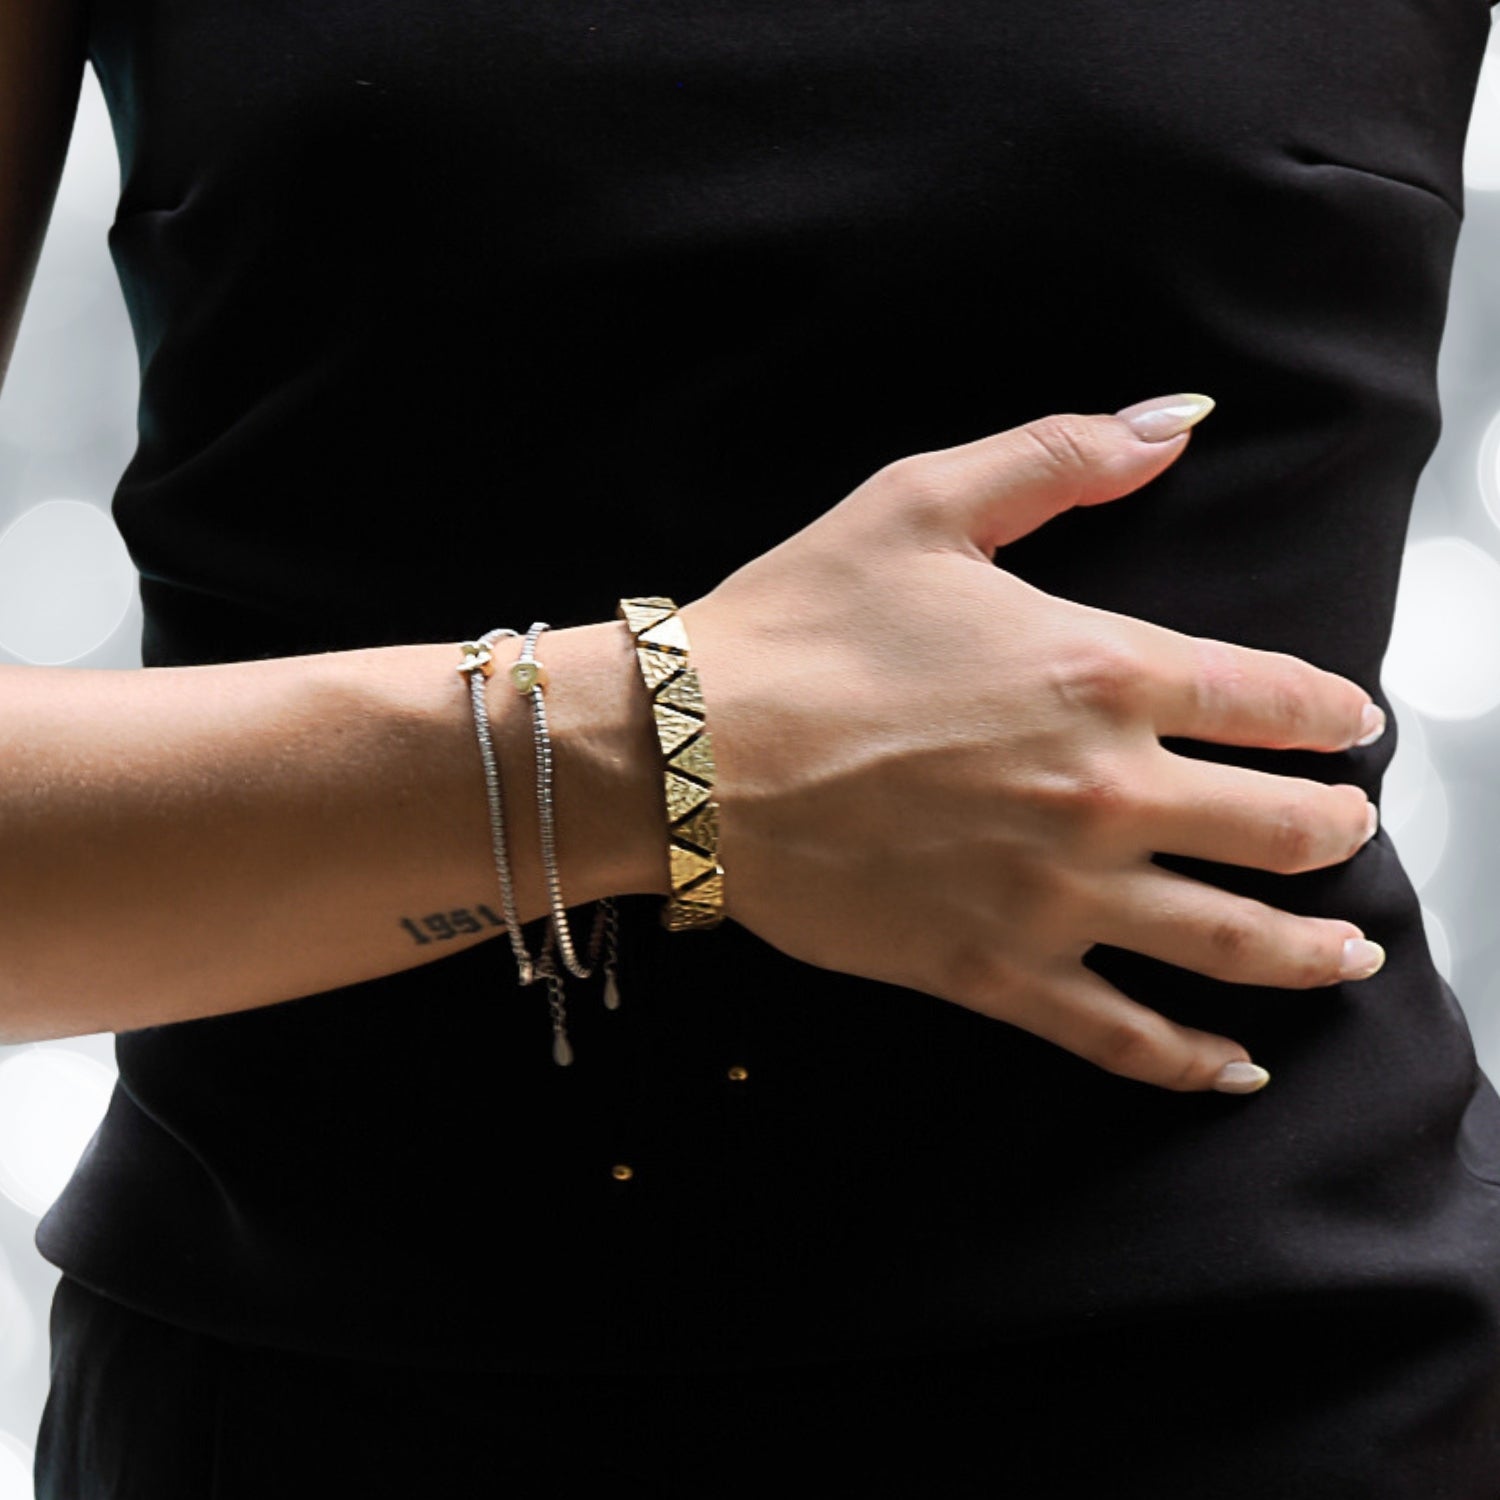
xmin=458 ymin=625 xmax=620 ymax=1066
xmin=456 ymin=627 xmax=541 ymax=985
xmin=512 ymin=623 xmax=596 ymax=981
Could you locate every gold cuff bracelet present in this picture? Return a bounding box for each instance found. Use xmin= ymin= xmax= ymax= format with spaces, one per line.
xmin=616 ymin=596 xmax=726 ymax=932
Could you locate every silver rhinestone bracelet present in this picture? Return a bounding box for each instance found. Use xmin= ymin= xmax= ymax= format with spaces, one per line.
xmin=458 ymin=623 xmax=622 ymax=1066
xmin=457 ymin=626 xmax=542 ymax=986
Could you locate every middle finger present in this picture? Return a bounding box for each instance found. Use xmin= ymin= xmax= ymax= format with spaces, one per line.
xmin=1130 ymin=751 xmax=1377 ymax=875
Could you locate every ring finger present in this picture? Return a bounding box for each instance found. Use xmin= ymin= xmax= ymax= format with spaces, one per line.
xmin=1084 ymin=858 xmax=1382 ymax=990
xmin=1132 ymin=751 xmax=1377 ymax=875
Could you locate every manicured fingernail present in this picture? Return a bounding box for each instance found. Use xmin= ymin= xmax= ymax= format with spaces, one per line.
xmin=1341 ymin=937 xmax=1386 ymax=980
xmin=1354 ymin=703 xmax=1386 ymax=746
xmin=1214 ymin=1060 xmax=1270 ymax=1094
xmin=1114 ymin=392 xmax=1216 ymax=443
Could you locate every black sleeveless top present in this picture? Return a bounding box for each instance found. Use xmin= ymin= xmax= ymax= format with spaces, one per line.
xmin=37 ymin=0 xmax=1500 ymax=1376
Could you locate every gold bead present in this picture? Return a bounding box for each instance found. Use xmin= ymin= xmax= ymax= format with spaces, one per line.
xmin=509 ymin=659 xmax=549 ymax=693
xmin=727 ymin=1065 xmax=748 ymax=1082
xmin=457 ymin=641 xmax=495 ymax=678
xmin=611 ymin=1163 xmax=634 ymax=1181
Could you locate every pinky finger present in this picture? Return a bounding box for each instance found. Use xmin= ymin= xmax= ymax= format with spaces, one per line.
xmin=1007 ymin=962 xmax=1271 ymax=1095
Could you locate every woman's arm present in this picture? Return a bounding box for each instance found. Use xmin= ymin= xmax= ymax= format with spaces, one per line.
xmin=0 ymin=3 xmax=669 ymax=1044
xmin=0 ymin=400 xmax=1380 ymax=1088
xmin=0 ymin=632 xmax=671 ymax=1043
xmin=0 ymin=5 xmax=1383 ymax=1088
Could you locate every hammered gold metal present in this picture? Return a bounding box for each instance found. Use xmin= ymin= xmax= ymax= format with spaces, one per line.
xmin=664 ymin=874 xmax=724 ymax=931
xmin=638 ymin=645 xmax=683 ymax=693
xmin=618 ymin=597 xmax=677 ymax=634
xmin=657 ymin=669 xmax=706 ymax=717
xmin=664 ymin=770 xmax=712 ymax=822
xmin=664 ymin=907 xmax=716 ymax=933
xmin=617 ymin=596 xmax=726 ymax=932
xmin=667 ymin=734 xmax=716 ymax=782
xmin=673 ymin=800 xmax=719 ymax=854
xmin=652 ymin=704 xmax=703 ymax=757
xmin=638 ymin=614 xmax=691 ymax=655
xmin=669 ymin=843 xmax=717 ymax=888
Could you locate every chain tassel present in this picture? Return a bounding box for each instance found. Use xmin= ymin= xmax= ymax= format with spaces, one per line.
xmin=539 ymin=898 xmax=621 ymax=1064
xmin=593 ymin=897 xmax=621 ymax=1011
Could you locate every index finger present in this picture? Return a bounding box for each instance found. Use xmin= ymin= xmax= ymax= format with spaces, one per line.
xmin=1135 ymin=628 xmax=1384 ymax=752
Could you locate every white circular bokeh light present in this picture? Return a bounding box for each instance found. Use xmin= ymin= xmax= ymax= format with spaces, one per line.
xmin=0 ymin=1047 xmax=116 ymax=1218
xmin=1420 ymin=904 xmax=1454 ymax=982
xmin=1388 ymin=764 xmax=1450 ymax=892
xmin=1383 ymin=536 xmax=1500 ymax=720
xmin=0 ymin=500 xmax=136 ymax=664
xmin=50 ymin=68 xmax=120 ymax=222
xmin=0 ymin=1246 xmax=33 ymax=1383
xmin=1463 ymin=27 xmax=1500 ymax=193
xmin=1377 ymin=691 xmax=1430 ymax=836
xmin=0 ymin=1430 xmax=33 ymax=1500
xmin=1480 ymin=405 xmax=1500 ymax=538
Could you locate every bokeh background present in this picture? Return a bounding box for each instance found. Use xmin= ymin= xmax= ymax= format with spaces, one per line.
xmin=3 ymin=25 xmax=1500 ymax=1491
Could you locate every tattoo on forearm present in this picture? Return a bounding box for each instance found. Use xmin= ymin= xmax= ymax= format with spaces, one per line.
xmin=399 ymin=904 xmax=506 ymax=944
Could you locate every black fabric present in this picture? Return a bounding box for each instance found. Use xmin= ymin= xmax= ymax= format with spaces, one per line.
xmin=31 ymin=0 xmax=1500 ymax=1476
xmin=34 ymin=1272 xmax=1500 ymax=1498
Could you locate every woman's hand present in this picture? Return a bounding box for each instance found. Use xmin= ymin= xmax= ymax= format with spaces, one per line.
xmin=678 ymin=395 xmax=1383 ymax=1095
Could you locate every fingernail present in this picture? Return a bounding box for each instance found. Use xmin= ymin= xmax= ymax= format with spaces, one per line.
xmin=1341 ymin=937 xmax=1386 ymax=980
xmin=1354 ymin=703 xmax=1386 ymax=746
xmin=1214 ymin=1060 xmax=1270 ymax=1094
xmin=1363 ymin=801 xmax=1379 ymax=844
xmin=1114 ymin=392 xmax=1216 ymax=443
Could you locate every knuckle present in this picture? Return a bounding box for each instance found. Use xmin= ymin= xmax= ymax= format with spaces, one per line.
xmin=1022 ymin=413 xmax=1097 ymax=477
xmin=1289 ymin=933 xmax=1343 ymax=989
xmin=874 ymin=452 xmax=928 ymax=491
xmin=1093 ymin=1011 xmax=1165 ymax=1078
xmin=1057 ymin=640 xmax=1153 ymax=719
xmin=1063 ymin=754 xmax=1138 ymax=826
xmin=871 ymin=453 xmax=957 ymax=525
xmin=939 ymin=941 xmax=1014 ymax=1005
xmin=1002 ymin=867 xmax=1090 ymax=956
xmin=1206 ymin=912 xmax=1257 ymax=965
xmin=1341 ymin=786 xmax=1376 ymax=855
xmin=1266 ymin=924 xmax=1338 ymax=996
xmin=1265 ymin=799 xmax=1320 ymax=872
xmin=1188 ymin=637 xmax=1248 ymax=729
xmin=1030 ymin=754 xmax=1139 ymax=842
xmin=1160 ymin=1051 xmax=1216 ymax=1093
xmin=1271 ymin=665 xmax=1315 ymax=743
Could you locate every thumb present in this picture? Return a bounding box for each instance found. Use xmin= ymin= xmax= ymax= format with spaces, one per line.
xmin=934 ymin=393 xmax=1216 ymax=555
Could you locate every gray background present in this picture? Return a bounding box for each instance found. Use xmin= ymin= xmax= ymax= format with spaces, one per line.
xmin=1 ymin=27 xmax=1499 ymax=1489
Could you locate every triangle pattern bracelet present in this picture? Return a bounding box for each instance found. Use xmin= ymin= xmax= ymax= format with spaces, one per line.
xmin=616 ymin=596 xmax=727 ymax=933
